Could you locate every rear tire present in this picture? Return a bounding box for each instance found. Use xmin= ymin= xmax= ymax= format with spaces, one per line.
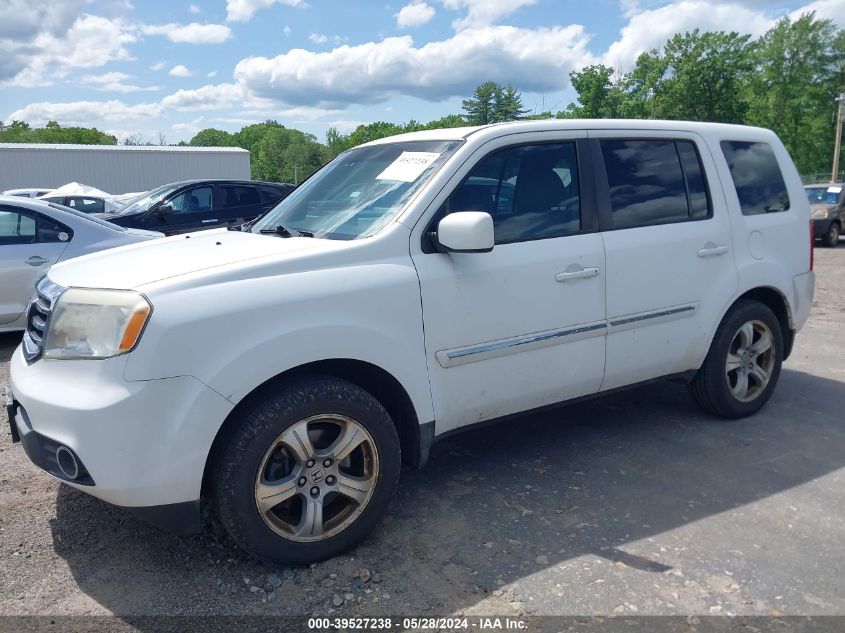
xmin=211 ymin=376 xmax=401 ymax=564
xmin=822 ymin=222 xmax=839 ymax=247
xmin=689 ymin=300 xmax=783 ymax=419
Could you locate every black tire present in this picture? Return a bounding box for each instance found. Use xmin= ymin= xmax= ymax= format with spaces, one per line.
xmin=689 ymin=300 xmax=783 ymax=419
xmin=211 ymin=376 xmax=401 ymax=564
xmin=821 ymin=222 xmax=839 ymax=247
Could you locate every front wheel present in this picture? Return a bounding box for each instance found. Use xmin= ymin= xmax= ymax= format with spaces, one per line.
xmin=689 ymin=300 xmax=783 ymax=419
xmin=211 ymin=376 xmax=401 ymax=564
xmin=822 ymin=222 xmax=840 ymax=247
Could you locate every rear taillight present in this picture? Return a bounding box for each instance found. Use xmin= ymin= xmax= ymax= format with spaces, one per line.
xmin=809 ymin=219 xmax=814 ymax=271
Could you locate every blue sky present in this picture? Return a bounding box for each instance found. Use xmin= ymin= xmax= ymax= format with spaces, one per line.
xmin=1 ymin=0 xmax=842 ymax=143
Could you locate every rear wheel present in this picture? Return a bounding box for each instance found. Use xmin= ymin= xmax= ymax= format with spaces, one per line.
xmin=822 ymin=222 xmax=839 ymax=247
xmin=690 ymin=300 xmax=783 ymax=418
xmin=211 ymin=376 xmax=401 ymax=564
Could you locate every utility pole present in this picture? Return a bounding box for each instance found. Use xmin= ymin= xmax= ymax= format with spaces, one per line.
xmin=833 ymin=93 xmax=845 ymax=184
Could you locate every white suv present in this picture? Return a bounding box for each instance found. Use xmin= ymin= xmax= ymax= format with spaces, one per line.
xmin=6 ymin=120 xmax=814 ymax=563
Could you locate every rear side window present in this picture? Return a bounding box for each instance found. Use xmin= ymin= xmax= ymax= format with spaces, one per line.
xmin=601 ymin=139 xmax=711 ymax=229
xmin=220 ymin=185 xmax=260 ymax=209
xmin=720 ymin=141 xmax=790 ymax=215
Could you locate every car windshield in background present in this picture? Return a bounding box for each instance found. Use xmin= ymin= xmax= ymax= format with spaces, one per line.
xmin=251 ymin=140 xmax=463 ymax=240
xmin=47 ymin=202 xmax=127 ymax=231
xmin=116 ymin=184 xmax=176 ymax=215
xmin=805 ymin=187 xmax=840 ymax=205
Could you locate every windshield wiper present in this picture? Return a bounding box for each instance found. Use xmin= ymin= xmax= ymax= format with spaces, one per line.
xmin=259 ymin=224 xmax=313 ymax=237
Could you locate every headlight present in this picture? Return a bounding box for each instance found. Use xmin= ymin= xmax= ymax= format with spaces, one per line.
xmin=811 ymin=207 xmax=833 ymax=219
xmin=43 ymin=289 xmax=152 ymax=360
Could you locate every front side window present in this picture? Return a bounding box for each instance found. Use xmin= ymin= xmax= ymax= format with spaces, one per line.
xmin=446 ymin=142 xmax=581 ymax=243
xmin=169 ymin=186 xmax=213 ymax=214
xmin=721 ymin=141 xmax=790 ymax=215
xmin=252 ymin=140 xmax=461 ymax=240
xmin=116 ymin=184 xmax=176 ymax=215
xmin=601 ymin=139 xmax=711 ymax=229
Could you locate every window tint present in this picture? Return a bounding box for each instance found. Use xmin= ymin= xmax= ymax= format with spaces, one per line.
xmin=169 ymin=186 xmax=212 ymax=214
xmin=447 ymin=142 xmax=581 ymax=243
xmin=260 ymin=185 xmax=288 ymax=203
xmin=219 ymin=185 xmax=260 ymax=209
xmin=677 ymin=142 xmax=710 ymax=220
xmin=601 ymin=140 xmax=691 ymax=229
xmin=0 ymin=209 xmax=36 ymax=244
xmin=66 ymin=197 xmax=105 ymax=213
xmin=720 ymin=141 xmax=790 ymax=215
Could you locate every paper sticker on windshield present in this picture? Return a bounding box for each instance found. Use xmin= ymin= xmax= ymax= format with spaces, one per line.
xmin=376 ymin=152 xmax=441 ymax=182
xmin=828 ymin=186 xmax=842 ymax=194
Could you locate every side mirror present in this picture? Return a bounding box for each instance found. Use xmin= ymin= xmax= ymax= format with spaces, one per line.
xmin=435 ymin=212 xmax=494 ymax=253
xmin=156 ymin=203 xmax=172 ymax=216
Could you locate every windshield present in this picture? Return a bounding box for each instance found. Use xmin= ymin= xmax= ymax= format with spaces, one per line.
xmin=116 ymin=184 xmax=178 ymax=215
xmin=805 ymin=186 xmax=841 ymax=205
xmin=251 ymin=140 xmax=462 ymax=239
xmin=47 ymin=202 xmax=127 ymax=231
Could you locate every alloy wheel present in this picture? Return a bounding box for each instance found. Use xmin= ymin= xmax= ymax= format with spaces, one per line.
xmin=254 ymin=414 xmax=379 ymax=542
xmin=725 ymin=320 xmax=776 ymax=403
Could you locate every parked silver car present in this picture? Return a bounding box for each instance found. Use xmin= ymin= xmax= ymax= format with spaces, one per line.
xmin=0 ymin=196 xmax=163 ymax=333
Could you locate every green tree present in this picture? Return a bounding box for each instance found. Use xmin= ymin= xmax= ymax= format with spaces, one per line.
xmin=462 ymin=82 xmax=527 ymax=124
xmin=563 ymin=64 xmax=628 ymax=118
xmin=188 ymin=128 xmax=235 ymax=146
xmin=747 ymin=13 xmax=842 ymax=175
xmin=0 ymin=120 xmax=116 ymax=144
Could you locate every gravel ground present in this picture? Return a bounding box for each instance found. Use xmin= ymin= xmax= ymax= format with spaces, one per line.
xmin=0 ymin=246 xmax=843 ymax=627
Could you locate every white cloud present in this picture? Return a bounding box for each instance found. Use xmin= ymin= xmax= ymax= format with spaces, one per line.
xmin=396 ymin=1 xmax=436 ymax=28
xmin=159 ymin=83 xmax=244 ymax=111
xmin=603 ymin=0 xmax=774 ymax=70
xmin=226 ymin=0 xmax=307 ymax=22
xmin=80 ymin=71 xmax=159 ymax=93
xmin=308 ymin=33 xmax=328 ymax=44
xmin=207 ymin=69 xmax=218 ymax=77
xmin=189 ymin=4 xmax=202 ymax=13
xmin=234 ymin=25 xmax=593 ymax=107
xmin=441 ymin=0 xmax=536 ymax=31
xmin=142 ymin=22 xmax=232 ymax=44
xmin=283 ymin=25 xmax=292 ymax=36
xmin=3 ymin=14 xmax=137 ymax=86
xmin=169 ymin=64 xmax=193 ymax=77
xmin=789 ymin=0 xmax=845 ymax=24
xmin=150 ymin=60 xmax=166 ymax=71
xmin=7 ymin=100 xmax=161 ymax=126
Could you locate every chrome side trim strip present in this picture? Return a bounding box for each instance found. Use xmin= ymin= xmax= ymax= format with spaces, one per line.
xmin=607 ymin=303 xmax=697 ymax=332
xmin=436 ymin=321 xmax=607 ymax=368
xmin=435 ymin=302 xmax=698 ymax=368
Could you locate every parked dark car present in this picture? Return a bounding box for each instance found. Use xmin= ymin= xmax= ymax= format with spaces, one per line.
xmin=806 ymin=183 xmax=844 ymax=247
xmin=99 ymin=180 xmax=295 ymax=235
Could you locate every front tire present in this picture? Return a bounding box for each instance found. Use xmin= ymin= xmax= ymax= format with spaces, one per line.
xmin=211 ymin=376 xmax=401 ymax=564
xmin=822 ymin=222 xmax=839 ymax=247
xmin=690 ymin=300 xmax=783 ymax=419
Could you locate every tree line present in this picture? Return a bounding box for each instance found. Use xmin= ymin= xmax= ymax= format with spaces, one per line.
xmin=2 ymin=12 xmax=842 ymax=182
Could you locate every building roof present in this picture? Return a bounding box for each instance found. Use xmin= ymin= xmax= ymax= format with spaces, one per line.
xmin=0 ymin=143 xmax=248 ymax=153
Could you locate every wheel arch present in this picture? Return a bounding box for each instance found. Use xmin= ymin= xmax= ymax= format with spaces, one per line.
xmin=202 ymin=358 xmax=429 ymax=499
xmin=722 ymin=286 xmax=795 ymax=360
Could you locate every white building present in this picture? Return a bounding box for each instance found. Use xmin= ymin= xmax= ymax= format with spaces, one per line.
xmin=0 ymin=144 xmax=251 ymax=194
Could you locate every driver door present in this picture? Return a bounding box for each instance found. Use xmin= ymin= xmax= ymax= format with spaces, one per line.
xmin=155 ymin=185 xmax=215 ymax=234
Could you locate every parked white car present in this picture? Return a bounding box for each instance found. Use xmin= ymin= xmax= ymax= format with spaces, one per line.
xmin=38 ymin=182 xmax=128 ymax=214
xmin=2 ymin=188 xmax=53 ymax=199
xmin=6 ymin=120 xmax=814 ymax=564
xmin=0 ymin=196 xmax=162 ymax=332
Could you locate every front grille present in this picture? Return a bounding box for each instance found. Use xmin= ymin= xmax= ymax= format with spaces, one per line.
xmin=22 ymin=277 xmax=65 ymax=364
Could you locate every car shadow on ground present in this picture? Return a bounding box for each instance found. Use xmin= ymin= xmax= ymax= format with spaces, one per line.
xmin=38 ymin=362 xmax=845 ymax=622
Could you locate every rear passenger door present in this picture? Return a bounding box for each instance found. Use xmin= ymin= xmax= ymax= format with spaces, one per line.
xmin=590 ymin=132 xmax=738 ymax=391
xmin=216 ymin=184 xmax=264 ymax=226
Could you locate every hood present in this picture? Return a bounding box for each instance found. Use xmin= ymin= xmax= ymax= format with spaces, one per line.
xmin=48 ymin=229 xmax=343 ymax=290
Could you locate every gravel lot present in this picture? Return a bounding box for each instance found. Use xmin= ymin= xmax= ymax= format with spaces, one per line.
xmin=0 ymin=246 xmax=843 ymax=627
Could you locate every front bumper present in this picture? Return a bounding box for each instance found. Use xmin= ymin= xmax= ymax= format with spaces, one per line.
xmin=813 ymin=218 xmax=835 ymax=235
xmin=9 ymin=345 xmax=234 ymax=521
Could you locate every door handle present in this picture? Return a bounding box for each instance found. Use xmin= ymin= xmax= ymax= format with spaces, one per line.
xmin=697 ymin=243 xmax=729 ymax=258
xmin=25 ymin=256 xmax=49 ymax=266
xmin=555 ymin=267 xmax=600 ymax=282
xmin=201 ymin=218 xmax=219 ymax=224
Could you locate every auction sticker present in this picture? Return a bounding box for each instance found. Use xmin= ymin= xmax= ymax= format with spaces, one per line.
xmin=376 ymin=152 xmax=441 ymax=182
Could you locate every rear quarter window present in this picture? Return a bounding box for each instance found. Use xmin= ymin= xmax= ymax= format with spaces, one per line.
xmin=720 ymin=141 xmax=790 ymax=215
